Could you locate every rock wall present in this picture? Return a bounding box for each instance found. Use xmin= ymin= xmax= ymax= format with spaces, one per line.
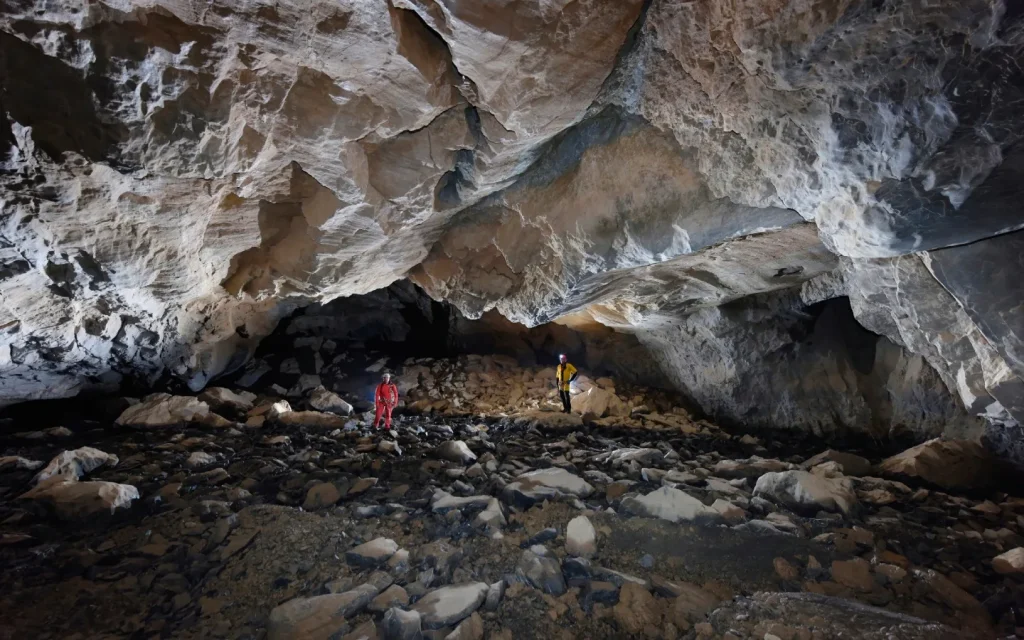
xmin=639 ymin=292 xmax=983 ymax=441
xmin=1 ymin=1 xmax=1022 ymax=448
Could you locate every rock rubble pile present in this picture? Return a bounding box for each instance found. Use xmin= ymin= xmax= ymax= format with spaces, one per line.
xmin=0 ymin=359 xmax=1019 ymax=638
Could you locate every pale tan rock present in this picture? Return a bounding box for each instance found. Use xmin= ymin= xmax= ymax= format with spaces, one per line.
xmin=831 ymin=558 xmax=873 ymax=592
xmin=33 ymin=447 xmax=119 ymax=485
xmin=115 ymin=394 xmax=209 ymax=428
xmin=19 ymin=477 xmax=139 ymax=518
xmin=992 ymin=547 xmax=1024 ymax=575
xmin=878 ymin=439 xmax=994 ymax=490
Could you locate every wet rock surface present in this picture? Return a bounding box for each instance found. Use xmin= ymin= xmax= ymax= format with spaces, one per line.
xmin=0 ymin=356 xmax=1021 ymax=639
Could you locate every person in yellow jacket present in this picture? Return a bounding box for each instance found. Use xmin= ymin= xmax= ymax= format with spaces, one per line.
xmin=555 ymin=354 xmax=579 ymax=414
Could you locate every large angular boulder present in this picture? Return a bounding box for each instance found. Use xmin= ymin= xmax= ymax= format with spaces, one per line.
xmin=571 ymin=386 xmax=627 ymax=418
xmin=267 ymin=585 xmax=378 ymax=640
xmin=753 ymin=470 xmax=858 ymax=516
xmin=713 ymin=457 xmax=795 ymax=479
xmin=801 ymin=450 xmax=872 ymax=476
xmin=516 ymin=547 xmax=566 ymax=595
xmin=19 ymin=478 xmax=139 ymax=518
xmin=877 ymin=439 xmax=995 ymax=490
xmin=33 ymin=447 xmax=119 ymax=485
xmin=993 ymin=548 xmax=1024 ymax=575
xmin=198 ymin=387 xmax=256 ymax=414
xmin=436 ymin=440 xmax=477 ymax=464
xmin=115 ymin=394 xmax=210 ymax=428
xmin=620 ymin=486 xmax=723 ymax=524
xmin=411 ymin=583 xmax=488 ymax=630
xmin=501 ymin=468 xmax=594 ymax=508
xmin=308 ymin=386 xmax=354 ymax=416
xmin=276 ymin=410 xmax=348 ymax=429
xmin=346 ymin=538 xmax=399 ymax=568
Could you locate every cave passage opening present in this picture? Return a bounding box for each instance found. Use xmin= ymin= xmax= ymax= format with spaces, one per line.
xmin=231 ymin=280 xmax=672 ymax=411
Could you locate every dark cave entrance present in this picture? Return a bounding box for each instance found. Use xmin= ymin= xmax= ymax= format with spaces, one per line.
xmin=230 ymin=280 xmax=667 ymax=409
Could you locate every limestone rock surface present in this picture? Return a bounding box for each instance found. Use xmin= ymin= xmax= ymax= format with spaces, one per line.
xmin=0 ymin=0 xmax=1022 ymax=461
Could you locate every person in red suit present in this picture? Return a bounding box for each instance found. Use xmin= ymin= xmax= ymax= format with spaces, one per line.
xmin=373 ymin=372 xmax=399 ymax=431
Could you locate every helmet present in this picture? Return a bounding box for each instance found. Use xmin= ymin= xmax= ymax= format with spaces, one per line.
xmin=382 ymin=372 xmax=391 ymax=381
xmin=558 ymin=354 xmax=567 ymax=363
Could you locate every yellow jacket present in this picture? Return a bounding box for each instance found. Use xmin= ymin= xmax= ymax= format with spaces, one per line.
xmin=556 ymin=363 xmax=578 ymax=391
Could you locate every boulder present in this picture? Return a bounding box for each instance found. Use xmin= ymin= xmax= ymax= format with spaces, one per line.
xmin=33 ymin=447 xmax=119 ymax=485
xmin=0 ymin=456 xmax=43 ymax=472
xmin=198 ymin=387 xmax=256 ymax=414
xmin=304 ymin=483 xmax=343 ymax=511
xmin=516 ymin=547 xmax=566 ymax=595
xmin=431 ymin=490 xmax=492 ymax=513
xmin=267 ymin=585 xmax=378 ymax=640
xmin=565 ymin=515 xmax=597 ymax=558
xmin=436 ymin=441 xmax=477 ymax=464
xmin=668 ymin=582 xmax=721 ymax=627
xmin=368 ymin=585 xmax=409 ymax=613
xmin=713 ymin=457 xmax=795 ymax=479
xmin=831 ymin=558 xmax=873 ymax=592
xmin=878 ymin=439 xmax=995 ymax=490
xmin=380 ymin=608 xmax=421 ymax=640
xmin=594 ymin=448 xmax=665 ymax=467
xmin=445 ymin=612 xmax=483 ymax=640
xmin=571 ymin=386 xmax=627 ymax=418
xmin=753 ymin=470 xmax=859 ymax=516
xmin=501 ymin=468 xmax=594 ymax=508
xmin=412 ymin=583 xmax=488 ymax=630
xmin=802 ymin=450 xmax=872 ymax=476
xmin=309 ymin=385 xmax=354 ymax=416
xmin=115 ymin=393 xmax=209 ymax=427
xmin=620 ymin=486 xmax=723 ymax=524
xmin=186 ymin=451 xmax=217 ymax=469
xmin=346 ymin=538 xmax=399 ymax=568
xmin=993 ymin=547 xmax=1024 ymax=575
xmin=277 ymin=410 xmax=348 ymax=429
xmin=612 ymin=583 xmax=662 ymax=636
xmin=268 ymin=400 xmax=293 ymax=419
xmin=19 ymin=478 xmax=139 ymax=518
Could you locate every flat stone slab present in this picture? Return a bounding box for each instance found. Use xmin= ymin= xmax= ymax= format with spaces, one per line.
xmin=411 ymin=582 xmax=488 ymax=630
xmin=346 ymin=538 xmax=398 ymax=568
xmin=620 ymin=486 xmax=723 ymax=525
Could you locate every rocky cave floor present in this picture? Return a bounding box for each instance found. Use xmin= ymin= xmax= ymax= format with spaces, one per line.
xmin=1 ymin=351 xmax=1023 ymax=639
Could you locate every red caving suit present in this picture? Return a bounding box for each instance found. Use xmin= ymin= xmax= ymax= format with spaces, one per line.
xmin=373 ymin=381 xmax=399 ymax=430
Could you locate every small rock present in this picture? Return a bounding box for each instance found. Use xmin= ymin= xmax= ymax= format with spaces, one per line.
xmin=831 ymin=558 xmax=873 ymax=592
xmin=753 ymin=470 xmax=858 ymax=516
xmin=369 ymin=585 xmax=409 ymax=613
xmin=19 ymin=478 xmax=139 ymax=519
xmin=33 ymin=447 xmax=119 ymax=485
xmin=346 ymin=538 xmax=399 ymax=568
xmin=412 ymin=583 xmax=488 ymax=630
xmin=267 ymin=585 xmax=378 ymax=640
xmin=516 ymin=548 xmax=566 ymax=595
xmin=565 ymin=515 xmax=597 ymax=558
xmin=304 ymin=483 xmax=342 ymax=511
xmin=444 ymin=612 xmax=483 ymax=640
xmin=773 ymin=557 xmax=799 ymax=581
xmin=436 ymin=441 xmax=477 ymax=464
xmin=186 ymin=451 xmax=217 ymax=469
xmin=115 ymin=393 xmax=210 ymax=427
xmin=309 ymin=385 xmax=354 ymax=415
xmin=992 ymin=547 xmax=1024 ymax=575
xmin=380 ymin=608 xmax=421 ymax=640
xmin=620 ymin=486 xmax=723 ymax=524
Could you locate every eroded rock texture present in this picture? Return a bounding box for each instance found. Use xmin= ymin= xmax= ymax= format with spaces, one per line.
xmin=1 ymin=1 xmax=1023 ymax=447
